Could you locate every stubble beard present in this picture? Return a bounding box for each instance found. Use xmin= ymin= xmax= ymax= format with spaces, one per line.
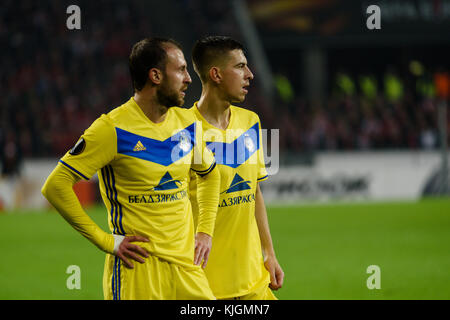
xmin=229 ymin=92 xmax=246 ymax=104
xmin=156 ymin=80 xmax=183 ymax=108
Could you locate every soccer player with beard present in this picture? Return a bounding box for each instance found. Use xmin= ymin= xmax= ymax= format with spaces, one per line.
xmin=42 ymin=38 xmax=220 ymax=300
xmin=189 ymin=36 xmax=284 ymax=300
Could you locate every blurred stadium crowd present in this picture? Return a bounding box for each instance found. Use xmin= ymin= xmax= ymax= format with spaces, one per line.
xmin=1 ymin=0 xmax=449 ymax=177
xmin=268 ymin=67 xmax=447 ymax=153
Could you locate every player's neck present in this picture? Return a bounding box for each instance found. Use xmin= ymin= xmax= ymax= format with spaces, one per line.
xmin=133 ymin=90 xmax=168 ymax=124
xmin=197 ymin=91 xmax=231 ymax=130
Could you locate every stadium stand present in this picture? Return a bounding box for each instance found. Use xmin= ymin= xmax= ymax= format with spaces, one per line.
xmin=1 ymin=0 xmax=449 ymax=169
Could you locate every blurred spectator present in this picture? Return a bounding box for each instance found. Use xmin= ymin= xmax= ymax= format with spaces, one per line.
xmin=434 ymin=69 xmax=450 ymax=100
xmin=0 ymin=128 xmax=22 ymax=178
xmin=274 ymin=73 xmax=295 ymax=104
xmin=334 ymin=70 xmax=356 ymax=97
xmin=417 ymin=72 xmax=436 ymax=99
xmin=358 ymin=74 xmax=378 ymax=100
xmin=384 ymin=68 xmax=404 ymax=102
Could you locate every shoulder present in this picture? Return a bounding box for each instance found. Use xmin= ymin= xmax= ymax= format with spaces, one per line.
xmin=89 ymin=113 xmax=114 ymax=130
xmin=99 ymin=99 xmax=142 ymax=133
xmin=172 ymin=106 xmax=195 ymax=116
xmin=231 ymin=105 xmax=260 ymax=121
xmin=82 ymin=113 xmax=116 ymax=141
xmin=230 ymin=105 xmax=261 ymax=129
xmin=106 ymin=100 xmax=132 ymax=124
xmin=170 ymin=106 xmax=197 ymax=123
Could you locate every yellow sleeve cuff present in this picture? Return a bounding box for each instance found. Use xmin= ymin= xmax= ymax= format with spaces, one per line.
xmin=195 ymin=164 xmax=220 ymax=237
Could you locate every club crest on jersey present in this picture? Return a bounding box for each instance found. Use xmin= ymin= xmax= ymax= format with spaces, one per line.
xmin=244 ymin=133 xmax=255 ymax=152
xmin=69 ymin=137 xmax=86 ymax=155
xmin=178 ymin=130 xmax=191 ymax=153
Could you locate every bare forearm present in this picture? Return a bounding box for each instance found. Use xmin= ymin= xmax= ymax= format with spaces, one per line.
xmin=255 ymin=183 xmax=275 ymax=258
xmin=255 ymin=183 xmax=285 ymax=289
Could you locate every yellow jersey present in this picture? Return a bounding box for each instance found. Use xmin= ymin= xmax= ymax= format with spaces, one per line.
xmin=59 ymin=97 xmax=216 ymax=268
xmin=189 ymin=103 xmax=270 ymax=299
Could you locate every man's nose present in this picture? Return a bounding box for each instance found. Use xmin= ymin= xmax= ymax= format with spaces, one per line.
xmin=185 ymin=71 xmax=192 ymax=84
xmin=246 ymin=66 xmax=254 ymax=80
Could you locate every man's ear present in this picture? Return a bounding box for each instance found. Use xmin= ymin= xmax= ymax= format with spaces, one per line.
xmin=149 ymin=68 xmax=162 ymax=85
xmin=209 ymin=67 xmax=222 ymax=84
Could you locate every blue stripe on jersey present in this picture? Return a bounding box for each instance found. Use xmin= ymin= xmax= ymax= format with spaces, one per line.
xmin=206 ymin=122 xmax=260 ymax=168
xmin=112 ymin=256 xmax=118 ymax=300
xmin=112 ymin=257 xmax=116 ymax=300
xmin=102 ymin=167 xmax=117 ymax=234
xmin=117 ymin=257 xmax=121 ymax=300
xmin=114 ymin=256 xmax=121 ymax=300
xmin=115 ymin=123 xmax=196 ymax=166
xmin=257 ymin=175 xmax=268 ymax=181
xmin=108 ymin=165 xmax=125 ymax=235
xmin=59 ymin=160 xmax=89 ymax=180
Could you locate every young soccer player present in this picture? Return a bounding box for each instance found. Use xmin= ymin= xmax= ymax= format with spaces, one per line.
xmin=41 ymin=37 xmax=220 ymax=300
xmin=189 ymin=36 xmax=284 ymax=299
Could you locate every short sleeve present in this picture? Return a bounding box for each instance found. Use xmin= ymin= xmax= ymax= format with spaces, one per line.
xmin=191 ymin=121 xmax=216 ymax=176
xmin=59 ymin=114 xmax=117 ymax=180
xmin=256 ymin=116 xmax=268 ymax=182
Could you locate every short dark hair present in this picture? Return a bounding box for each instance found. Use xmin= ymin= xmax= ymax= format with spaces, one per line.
xmin=129 ymin=37 xmax=182 ymax=91
xmin=192 ymin=36 xmax=244 ymax=83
